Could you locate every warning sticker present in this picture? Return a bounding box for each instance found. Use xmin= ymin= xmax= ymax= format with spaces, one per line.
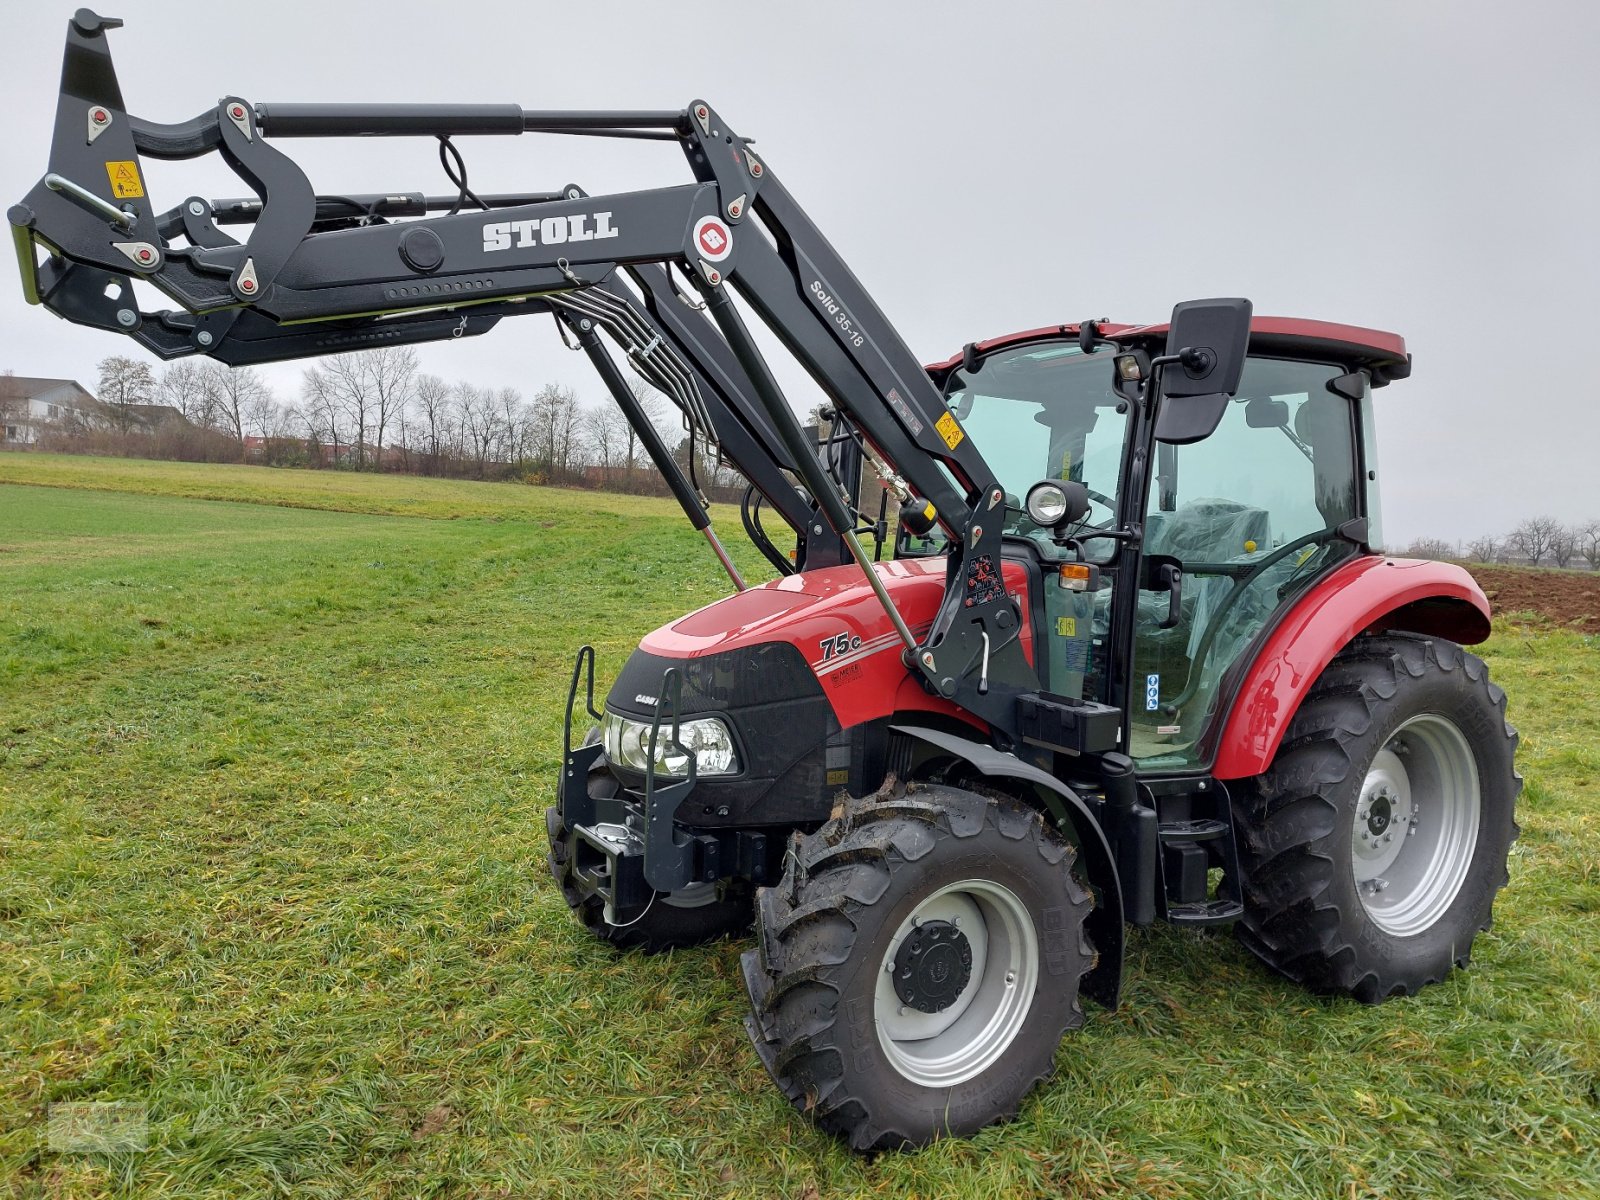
xmin=935 ymin=410 xmax=965 ymax=450
xmin=104 ymin=160 xmax=144 ymax=199
xmin=1056 ymin=617 xmax=1077 ymax=637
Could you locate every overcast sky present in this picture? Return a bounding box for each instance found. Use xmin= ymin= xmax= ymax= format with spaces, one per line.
xmin=2 ymin=1 xmax=1595 ymax=544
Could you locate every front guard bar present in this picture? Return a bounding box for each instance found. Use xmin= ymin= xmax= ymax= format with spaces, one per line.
xmin=559 ymin=647 xmax=700 ymax=895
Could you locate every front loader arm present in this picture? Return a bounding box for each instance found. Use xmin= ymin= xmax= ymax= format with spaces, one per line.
xmin=11 ymin=10 xmax=1042 ymax=741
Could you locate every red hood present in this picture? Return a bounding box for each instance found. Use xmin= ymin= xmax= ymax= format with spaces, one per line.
xmin=640 ymin=557 xmax=1035 ymax=730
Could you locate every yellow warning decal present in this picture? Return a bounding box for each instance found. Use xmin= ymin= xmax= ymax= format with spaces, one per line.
xmin=934 ymin=410 xmax=965 ymax=450
xmin=923 ymin=501 xmax=937 ymax=523
xmin=826 ymin=768 xmax=849 ymax=786
xmin=1056 ymin=617 xmax=1077 ymax=637
xmin=105 ymin=160 xmax=144 ymax=199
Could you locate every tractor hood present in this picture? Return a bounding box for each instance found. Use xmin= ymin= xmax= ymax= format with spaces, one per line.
xmin=637 ymin=556 xmax=1035 ymax=730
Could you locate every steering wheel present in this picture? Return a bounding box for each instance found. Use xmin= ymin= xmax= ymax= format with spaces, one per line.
xmin=1160 ymin=526 xmax=1343 ymax=715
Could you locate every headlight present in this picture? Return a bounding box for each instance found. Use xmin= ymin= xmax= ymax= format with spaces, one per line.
xmin=1025 ymin=481 xmax=1070 ymax=526
xmin=600 ymin=709 xmax=741 ymax=777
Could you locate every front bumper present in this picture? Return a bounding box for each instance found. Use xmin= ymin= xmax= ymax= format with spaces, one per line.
xmin=558 ymin=648 xmax=782 ymax=914
xmin=555 ymin=748 xmax=782 ymax=913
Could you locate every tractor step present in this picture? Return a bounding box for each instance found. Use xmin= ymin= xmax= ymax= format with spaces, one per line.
xmin=1165 ymin=897 xmax=1245 ymax=926
xmin=1146 ymin=780 xmax=1245 ymax=926
xmin=1157 ymin=818 xmax=1229 ymax=842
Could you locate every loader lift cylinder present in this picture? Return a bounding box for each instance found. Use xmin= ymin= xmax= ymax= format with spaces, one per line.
xmin=702 ymin=287 xmax=916 ymax=651
xmin=573 ymin=317 xmax=745 ymax=591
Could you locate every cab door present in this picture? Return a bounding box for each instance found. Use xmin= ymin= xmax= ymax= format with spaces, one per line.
xmin=1128 ymin=357 xmax=1365 ymax=770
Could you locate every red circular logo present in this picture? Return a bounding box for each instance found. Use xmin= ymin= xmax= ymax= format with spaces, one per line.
xmin=694 ymin=216 xmax=732 ymax=263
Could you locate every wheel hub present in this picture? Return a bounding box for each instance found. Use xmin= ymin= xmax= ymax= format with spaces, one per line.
xmin=892 ymin=920 xmax=973 ymax=1013
xmin=1366 ymin=792 xmax=1394 ymax=836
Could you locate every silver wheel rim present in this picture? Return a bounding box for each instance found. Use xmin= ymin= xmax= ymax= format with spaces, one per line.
xmin=1353 ymin=713 xmax=1481 ymax=936
xmin=873 ymin=879 xmax=1038 ymax=1088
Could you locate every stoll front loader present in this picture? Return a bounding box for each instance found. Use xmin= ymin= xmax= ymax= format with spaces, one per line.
xmin=15 ymin=11 xmax=1518 ymax=1150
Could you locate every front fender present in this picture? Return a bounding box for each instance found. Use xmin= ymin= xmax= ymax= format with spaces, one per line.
xmin=1210 ymin=556 xmax=1491 ymax=780
xmin=891 ymin=724 xmax=1124 ymax=1010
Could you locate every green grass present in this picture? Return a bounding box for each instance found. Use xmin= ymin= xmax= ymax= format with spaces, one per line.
xmin=2 ymin=457 xmax=1596 ymax=1199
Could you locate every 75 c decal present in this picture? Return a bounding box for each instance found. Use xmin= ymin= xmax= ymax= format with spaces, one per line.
xmin=818 ymin=631 xmax=863 ymax=662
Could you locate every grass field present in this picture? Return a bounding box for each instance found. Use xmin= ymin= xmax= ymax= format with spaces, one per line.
xmin=2 ymin=454 xmax=1597 ymax=1199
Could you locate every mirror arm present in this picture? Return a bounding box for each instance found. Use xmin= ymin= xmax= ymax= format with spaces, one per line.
xmin=1063 ymin=524 xmax=1143 ymax=555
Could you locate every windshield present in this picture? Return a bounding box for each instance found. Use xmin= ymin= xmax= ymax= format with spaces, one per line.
xmin=940 ymin=342 xmax=1129 ymax=561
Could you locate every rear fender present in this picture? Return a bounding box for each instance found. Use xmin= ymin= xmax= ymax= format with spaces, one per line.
xmin=1210 ymin=556 xmax=1491 ymax=780
xmin=891 ymin=724 xmax=1123 ymax=1009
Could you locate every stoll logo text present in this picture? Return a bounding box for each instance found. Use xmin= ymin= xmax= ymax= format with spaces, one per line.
xmin=482 ymin=212 xmax=619 ymax=253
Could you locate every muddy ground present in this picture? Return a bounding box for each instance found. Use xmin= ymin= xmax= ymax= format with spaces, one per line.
xmin=1466 ymin=564 xmax=1600 ymax=626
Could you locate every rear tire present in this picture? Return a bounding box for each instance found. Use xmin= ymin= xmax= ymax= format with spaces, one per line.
xmin=742 ymin=782 xmax=1094 ymax=1151
xmin=1233 ymin=634 xmax=1519 ymax=1002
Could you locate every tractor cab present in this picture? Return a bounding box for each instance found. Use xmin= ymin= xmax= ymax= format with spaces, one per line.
xmin=922 ymin=317 xmax=1408 ymax=774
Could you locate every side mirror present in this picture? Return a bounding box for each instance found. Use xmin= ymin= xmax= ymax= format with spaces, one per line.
xmin=1154 ymin=297 xmax=1253 ymax=445
xmin=1244 ymin=397 xmax=1289 ymax=429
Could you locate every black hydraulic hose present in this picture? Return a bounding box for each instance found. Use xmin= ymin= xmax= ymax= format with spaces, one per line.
xmin=575 ymin=324 xmax=708 ymax=531
xmin=742 ymin=485 xmax=796 ymax=576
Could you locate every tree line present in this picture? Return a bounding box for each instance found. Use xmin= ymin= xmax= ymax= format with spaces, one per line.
xmin=1402 ymin=517 xmax=1599 ymax=570
xmin=23 ymin=349 xmax=744 ymax=498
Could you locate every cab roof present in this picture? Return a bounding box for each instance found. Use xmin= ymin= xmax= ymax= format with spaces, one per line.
xmin=926 ymin=317 xmax=1410 ymax=385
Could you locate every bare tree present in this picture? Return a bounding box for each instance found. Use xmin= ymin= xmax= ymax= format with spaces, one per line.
xmin=496 ymin=387 xmax=527 ymax=467
xmin=364 ymin=345 xmax=418 ymax=465
xmin=1506 ymin=516 xmax=1561 ymax=566
xmin=1575 ymin=520 xmax=1600 ymax=571
xmin=621 ymin=376 xmax=664 ymax=479
xmin=1464 ymin=534 xmax=1499 ymax=564
xmin=456 ymin=382 xmax=500 ymax=478
xmin=157 ymin=361 xmax=215 ymax=427
xmin=96 ymin=354 xmax=156 ymax=434
xmin=413 ymin=373 xmax=452 ymax=472
xmin=584 ymin=403 xmax=626 ymax=485
xmin=529 ymin=383 xmax=583 ymax=480
xmin=199 ymin=362 xmax=272 ymax=446
xmin=1401 ymin=536 xmax=1456 ymax=561
xmin=299 ymin=364 xmax=350 ymax=463
xmin=1549 ymin=523 xmax=1578 ymax=569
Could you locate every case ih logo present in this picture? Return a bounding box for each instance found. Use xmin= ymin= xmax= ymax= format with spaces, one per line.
xmin=694 ymin=216 xmax=733 ymax=262
xmin=481 ymin=212 xmax=619 ymax=252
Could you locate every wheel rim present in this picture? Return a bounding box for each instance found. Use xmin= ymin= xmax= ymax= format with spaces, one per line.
xmin=874 ymin=879 xmax=1038 ymax=1088
xmin=1352 ymin=713 xmax=1481 ymax=936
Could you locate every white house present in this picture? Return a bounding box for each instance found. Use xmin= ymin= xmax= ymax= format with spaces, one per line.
xmin=0 ymin=376 xmax=101 ymax=444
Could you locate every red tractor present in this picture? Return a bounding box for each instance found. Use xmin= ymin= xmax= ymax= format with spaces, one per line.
xmin=558 ymin=316 xmax=1518 ymax=1149
xmin=16 ymin=12 xmax=1518 ymax=1152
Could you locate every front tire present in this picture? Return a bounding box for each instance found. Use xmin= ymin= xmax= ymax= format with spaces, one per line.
xmin=742 ymin=782 xmax=1094 ymax=1151
xmin=1234 ymin=634 xmax=1520 ymax=1002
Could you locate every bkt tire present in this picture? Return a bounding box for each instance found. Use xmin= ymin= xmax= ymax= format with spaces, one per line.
xmin=741 ymin=782 xmax=1094 ymax=1151
xmin=1234 ymin=634 xmax=1520 ymax=1002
